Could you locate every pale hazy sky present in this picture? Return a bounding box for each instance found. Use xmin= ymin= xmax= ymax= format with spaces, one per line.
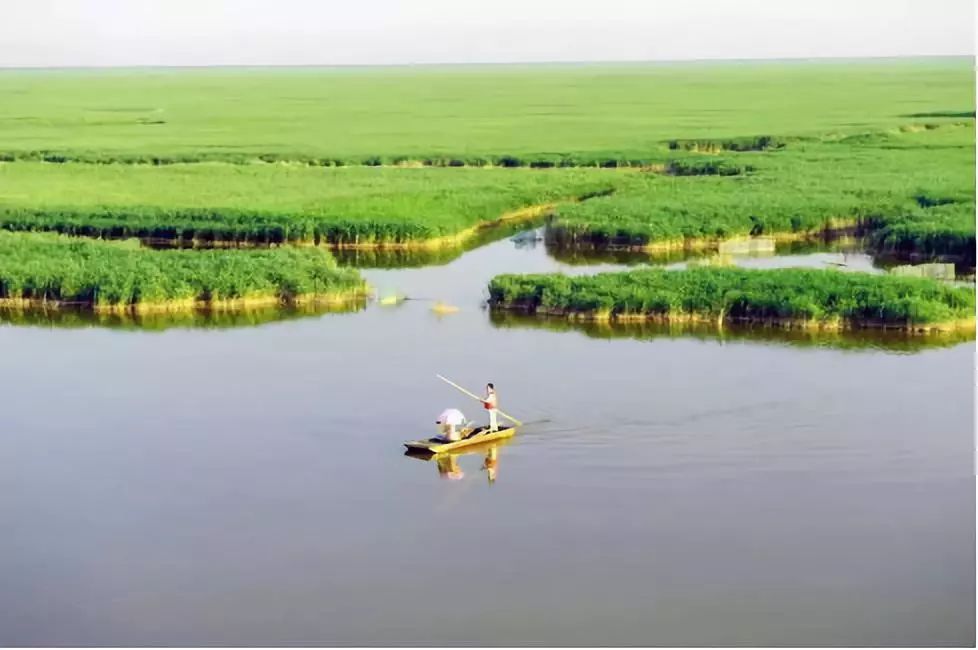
xmin=1 ymin=0 xmax=973 ymax=67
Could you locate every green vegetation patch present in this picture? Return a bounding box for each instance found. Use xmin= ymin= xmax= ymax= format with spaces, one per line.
xmin=488 ymin=267 xmax=975 ymax=330
xmin=0 ymin=164 xmax=615 ymax=244
xmin=0 ymin=61 xmax=972 ymax=256
xmin=0 ymin=232 xmax=366 ymax=309
xmin=0 ymin=60 xmax=971 ymax=328
xmin=0 ymin=60 xmax=971 ymax=161
xmin=550 ymin=124 xmax=975 ymax=261
xmin=0 ymin=122 xmax=972 ymax=256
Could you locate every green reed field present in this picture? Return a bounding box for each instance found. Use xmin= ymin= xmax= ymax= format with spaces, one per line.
xmin=0 ymin=121 xmax=971 ymax=256
xmin=0 ymin=165 xmax=615 ymax=243
xmin=0 ymin=232 xmax=366 ymax=308
xmin=488 ymin=267 xmax=976 ymax=330
xmin=0 ymin=59 xmax=972 ymax=161
xmin=0 ymin=58 xmax=973 ymax=314
xmin=550 ymin=124 xmax=975 ymax=259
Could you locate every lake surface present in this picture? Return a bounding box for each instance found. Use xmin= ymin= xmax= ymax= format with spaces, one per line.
xmin=1 ymin=233 xmax=974 ymax=646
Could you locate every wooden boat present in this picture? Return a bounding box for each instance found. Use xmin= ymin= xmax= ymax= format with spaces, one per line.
xmin=404 ymin=425 xmax=517 ymax=454
xmin=404 ymin=436 xmax=514 ymax=461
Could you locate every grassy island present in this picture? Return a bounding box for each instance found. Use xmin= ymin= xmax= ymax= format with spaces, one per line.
xmin=0 ymin=232 xmax=367 ymax=312
xmin=488 ymin=268 xmax=975 ymax=332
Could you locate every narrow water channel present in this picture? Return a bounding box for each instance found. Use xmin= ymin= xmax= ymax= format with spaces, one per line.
xmin=0 ymin=228 xmax=973 ymax=645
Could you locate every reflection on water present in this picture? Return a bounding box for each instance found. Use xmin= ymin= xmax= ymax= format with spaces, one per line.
xmin=547 ymin=232 xmax=976 ymax=277
xmin=1 ymin=224 xmax=973 ymax=645
xmin=781 ymin=237 xmax=977 ymax=276
xmin=490 ymin=311 xmax=976 ymax=353
xmin=546 ymin=233 xmax=884 ymax=270
xmin=545 ymin=230 xmax=861 ymax=263
xmin=332 ymin=246 xmax=462 ymax=269
xmin=331 ymin=220 xmax=547 ymax=269
xmin=545 ymin=242 xmax=696 ymax=266
xmin=405 ymin=439 xmax=510 ymax=485
xmin=5 ymin=223 xmax=974 ymax=344
xmin=0 ymin=301 xmax=366 ymax=331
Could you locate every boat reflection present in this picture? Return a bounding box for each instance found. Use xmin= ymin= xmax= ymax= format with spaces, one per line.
xmin=404 ymin=439 xmax=510 ymax=485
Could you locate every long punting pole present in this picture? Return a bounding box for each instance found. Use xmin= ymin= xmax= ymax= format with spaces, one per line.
xmin=435 ymin=374 xmax=524 ymax=426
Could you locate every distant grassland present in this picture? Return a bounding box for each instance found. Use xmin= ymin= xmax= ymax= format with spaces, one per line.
xmin=0 ymin=59 xmax=972 ymax=161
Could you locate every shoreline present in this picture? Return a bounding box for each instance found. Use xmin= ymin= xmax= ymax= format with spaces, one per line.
xmin=546 ymin=219 xmax=975 ymax=267
xmin=545 ymin=218 xmax=865 ymax=253
xmin=8 ymin=201 xmax=562 ymax=252
xmin=488 ymin=302 xmax=975 ymax=334
xmin=0 ymin=288 xmax=369 ymax=315
xmin=325 ymin=202 xmax=557 ymax=250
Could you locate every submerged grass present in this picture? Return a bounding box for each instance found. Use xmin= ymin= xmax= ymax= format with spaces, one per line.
xmin=0 ymin=232 xmax=367 ymax=310
xmin=488 ymin=267 xmax=975 ymax=331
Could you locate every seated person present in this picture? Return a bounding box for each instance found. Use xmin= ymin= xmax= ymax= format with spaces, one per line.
xmin=435 ymin=408 xmax=467 ymax=441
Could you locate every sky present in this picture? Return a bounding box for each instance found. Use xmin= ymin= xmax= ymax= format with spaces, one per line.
xmin=1 ymin=0 xmax=974 ymax=67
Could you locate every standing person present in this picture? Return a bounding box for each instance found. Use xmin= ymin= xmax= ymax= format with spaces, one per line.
xmin=483 ymin=383 xmax=499 ymax=432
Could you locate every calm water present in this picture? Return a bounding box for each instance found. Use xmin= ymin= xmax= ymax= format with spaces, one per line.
xmin=1 ymin=234 xmax=974 ymax=646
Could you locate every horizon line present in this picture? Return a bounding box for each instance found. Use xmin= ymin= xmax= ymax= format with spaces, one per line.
xmin=0 ymin=53 xmax=973 ymax=71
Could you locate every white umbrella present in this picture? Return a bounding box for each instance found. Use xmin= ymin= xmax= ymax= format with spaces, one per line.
xmin=436 ymin=408 xmax=466 ymax=426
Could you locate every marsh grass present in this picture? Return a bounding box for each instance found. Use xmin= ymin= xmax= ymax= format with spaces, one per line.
xmin=0 ymin=60 xmax=972 ymax=321
xmin=0 ymin=60 xmax=970 ymax=160
xmin=488 ymin=267 xmax=975 ymax=331
xmin=0 ymin=232 xmax=367 ymax=309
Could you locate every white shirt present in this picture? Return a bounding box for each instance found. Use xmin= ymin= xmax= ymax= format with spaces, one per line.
xmin=437 ymin=408 xmax=465 ymax=426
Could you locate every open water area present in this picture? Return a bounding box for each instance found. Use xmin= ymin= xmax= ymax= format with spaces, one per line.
xmin=1 ymin=230 xmax=973 ymax=645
